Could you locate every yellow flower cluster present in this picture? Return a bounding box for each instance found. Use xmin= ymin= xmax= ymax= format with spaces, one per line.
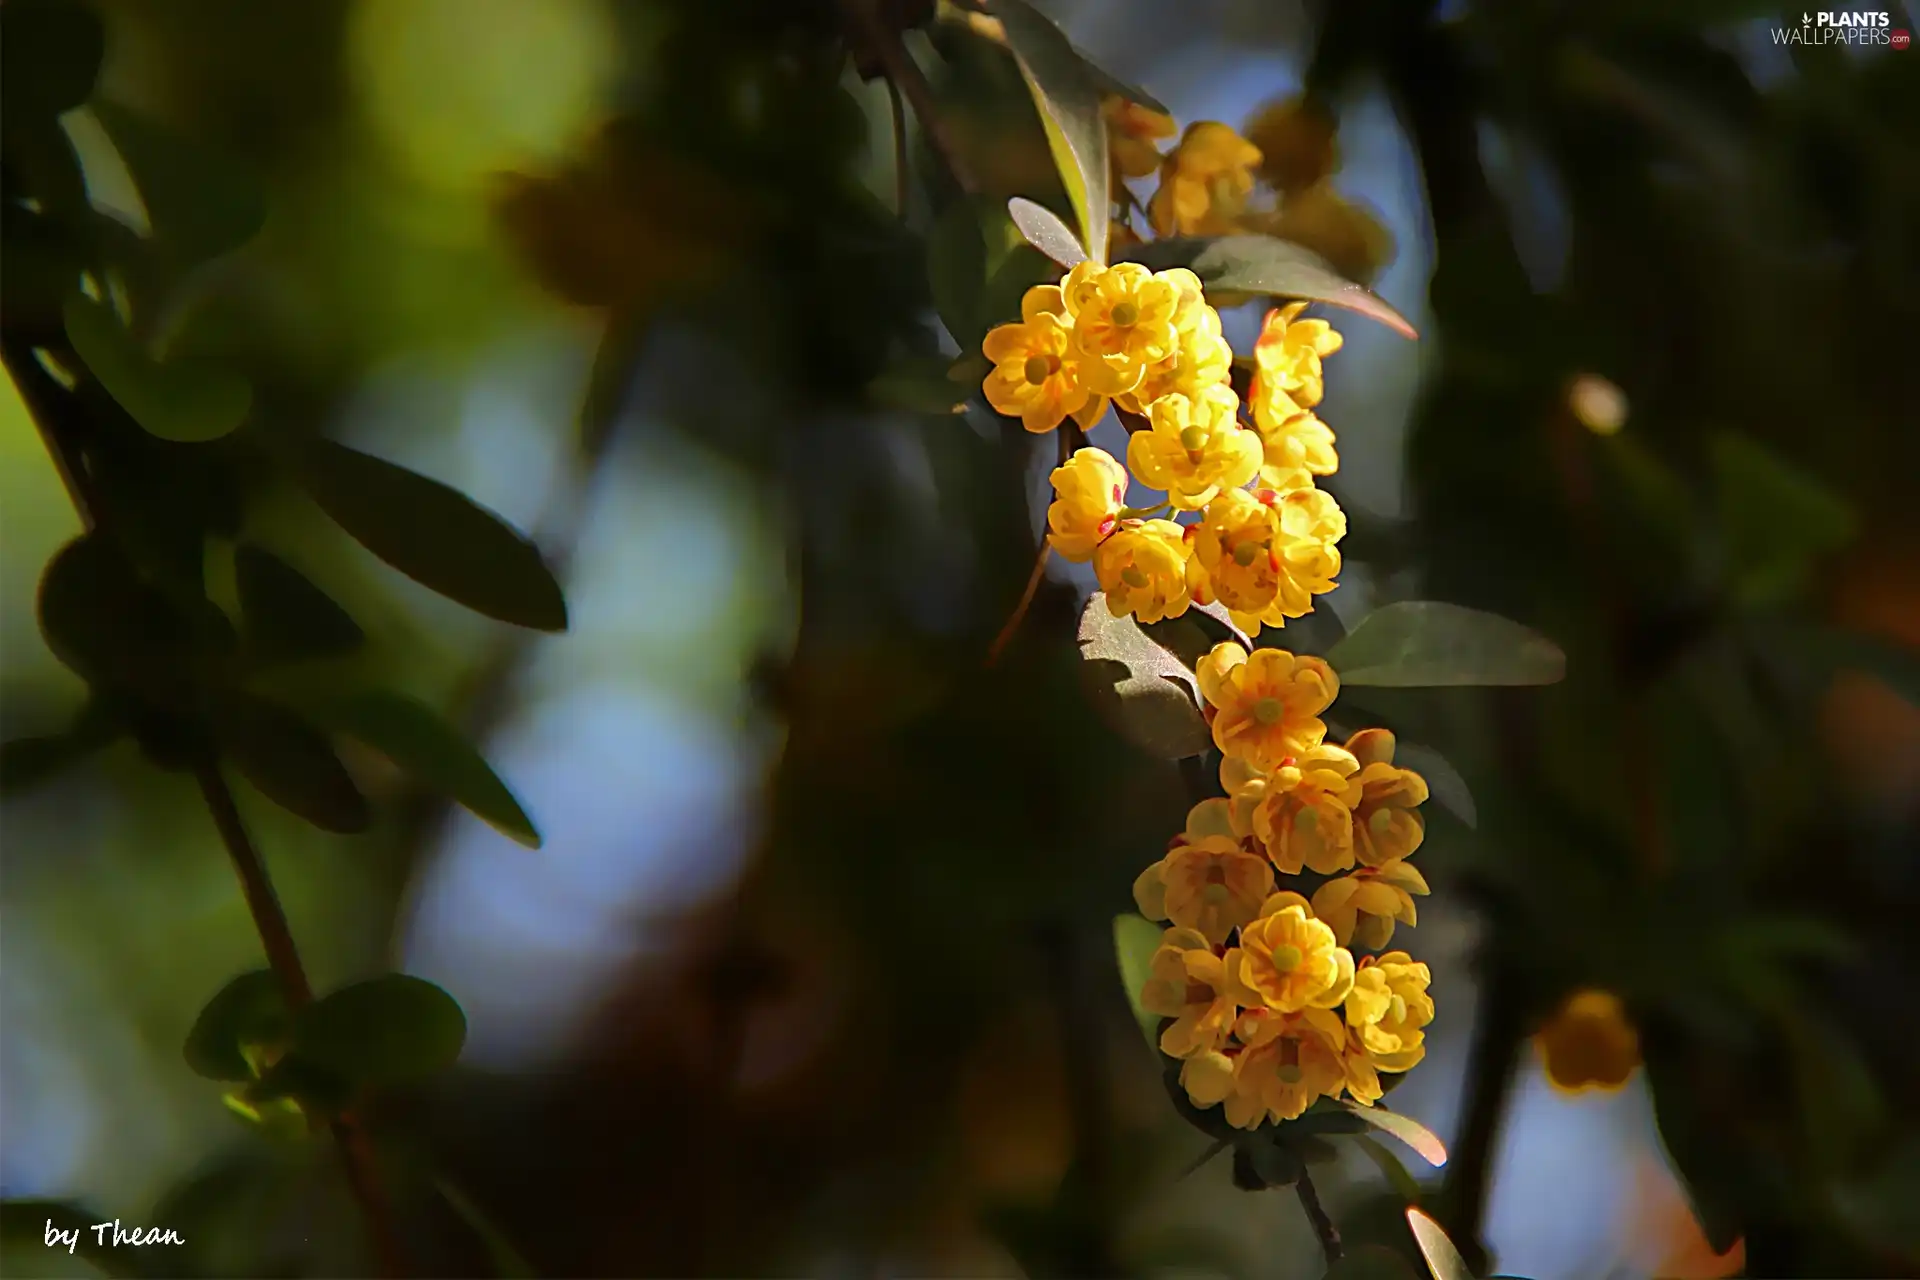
xmin=1130 ymin=642 xmax=1435 ymax=1128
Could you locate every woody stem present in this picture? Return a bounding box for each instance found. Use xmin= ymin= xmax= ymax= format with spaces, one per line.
xmin=1295 ymin=1168 xmax=1344 ymax=1263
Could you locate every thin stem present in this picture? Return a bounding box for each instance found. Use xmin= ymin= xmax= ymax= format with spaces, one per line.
xmin=986 ymin=540 xmax=1051 ymax=666
xmin=194 ymin=759 xmax=412 ymax=1278
xmin=1295 ymin=1169 xmax=1344 ymax=1264
xmin=840 ymin=0 xmax=978 ymax=194
xmin=886 ymin=74 xmax=909 ymax=217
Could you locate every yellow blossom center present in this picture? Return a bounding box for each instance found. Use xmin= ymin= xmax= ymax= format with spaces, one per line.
xmin=1253 ymin=697 xmax=1283 ymax=725
xmin=1179 ymin=425 xmax=1205 ymax=451
xmin=1121 ymin=565 xmax=1149 ymax=589
xmin=1233 ymin=540 xmax=1260 ymax=566
xmin=1202 ymin=883 xmax=1229 ymax=904
xmin=1276 ymin=1063 xmax=1303 ymax=1084
xmin=1389 ymin=994 xmax=1408 ymax=1023
xmin=1270 ymin=944 xmax=1303 ymax=972
xmin=1024 ymin=354 xmax=1058 ymax=385
xmin=1370 ymin=809 xmax=1394 ymax=834
xmin=1111 ymin=301 xmax=1139 ymax=327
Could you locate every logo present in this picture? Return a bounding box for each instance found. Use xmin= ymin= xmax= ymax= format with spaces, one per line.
xmin=1774 ymin=9 xmax=1899 ymax=43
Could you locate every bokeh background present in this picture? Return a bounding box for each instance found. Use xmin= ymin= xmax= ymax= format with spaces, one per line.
xmin=3 ymin=0 xmax=1917 ymax=1276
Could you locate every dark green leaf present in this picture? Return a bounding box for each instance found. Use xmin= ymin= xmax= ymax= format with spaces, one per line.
xmin=992 ymin=0 xmax=1108 ymax=263
xmin=1112 ymin=913 xmax=1162 ymax=1050
xmin=1796 ymin=624 xmax=1920 ymax=707
xmin=1641 ymin=1048 xmax=1744 ymax=1254
xmin=37 ymin=533 xmax=197 ymax=700
xmin=1391 ymin=740 xmax=1476 ymax=829
xmin=1406 ymin=1208 xmax=1474 ymax=1280
xmin=1712 ymin=431 xmax=1856 ymax=608
xmin=1 ymin=699 xmax=121 ymax=796
xmin=1327 ymin=1243 xmax=1424 ymax=1280
xmin=1 ymin=1198 xmax=149 ymax=1278
xmin=92 ymin=100 xmax=267 ymax=266
xmin=928 ymin=199 xmax=989 ymax=348
xmin=1073 ymin=55 xmax=1168 ymax=117
xmin=205 ymin=691 xmax=369 ymax=834
xmin=63 ymin=294 xmax=251 ymax=443
xmin=244 ymin=1052 xmax=356 ymax=1114
xmin=0 ymin=1 xmax=105 ymax=119
xmin=1356 ymin=1134 xmax=1427 ymax=1205
xmin=1237 ymin=1138 xmax=1302 ymax=1189
xmin=290 ymin=974 xmax=466 ymax=1087
xmin=1337 ymin=1101 xmax=1448 ymax=1167
xmin=435 ymin=1179 xmax=538 ymax=1280
xmin=234 ymin=545 xmax=365 ymax=664
xmin=314 ymin=690 xmax=540 ymax=848
xmin=184 ymin=969 xmax=290 ymax=1082
xmin=293 ymin=439 xmax=567 ymax=632
xmin=1078 ymin=593 xmax=1210 ymax=757
xmin=867 ymin=355 xmax=969 ymax=415
xmin=1326 ymin=601 xmax=1567 ymax=687
xmin=1115 ymin=234 xmax=1418 ymax=338
xmin=1007 ymin=195 xmax=1087 ymax=268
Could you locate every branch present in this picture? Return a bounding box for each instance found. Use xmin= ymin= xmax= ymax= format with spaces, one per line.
xmin=840 ymin=0 xmax=979 ymax=194
xmin=1295 ymin=1169 xmax=1344 ymax=1264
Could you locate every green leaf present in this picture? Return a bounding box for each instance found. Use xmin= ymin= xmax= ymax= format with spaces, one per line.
xmin=1406 ymin=1208 xmax=1475 ymax=1280
xmin=1711 ymin=430 xmax=1856 ymax=608
xmin=184 ymin=969 xmax=291 ymax=1082
xmin=91 ymin=100 xmax=268 ymax=266
xmin=435 ymin=1178 xmax=538 ymax=1280
xmin=1641 ymin=1048 xmax=1744 ymax=1255
xmin=1 ymin=700 xmax=122 ymax=796
xmin=1356 ymin=1134 xmax=1427 ymax=1205
xmin=867 ymin=355 xmax=969 ymax=415
xmin=205 ymin=691 xmax=370 ymax=834
xmin=1326 ymin=602 xmax=1566 ymax=687
xmin=1072 ymin=56 xmax=1168 ymax=118
xmin=1337 ymin=1101 xmax=1448 ymax=1167
xmin=1 ymin=1198 xmax=149 ymax=1278
xmin=235 ymin=544 xmax=365 ymax=664
xmin=1115 ymin=234 xmax=1418 ymax=338
xmin=62 ymin=294 xmax=251 ymax=443
xmin=0 ymin=1 xmax=105 ymax=119
xmin=290 ymin=974 xmax=466 ymax=1087
xmin=1327 ymin=1244 xmax=1425 ymax=1280
xmin=1007 ymin=195 xmax=1087 ymax=268
xmin=37 ymin=533 xmax=198 ymax=699
xmin=1078 ymin=593 xmax=1211 ymax=757
xmin=293 ymin=439 xmax=568 ymax=632
xmin=1391 ymin=740 xmax=1476 ymax=829
xmin=1790 ymin=624 xmax=1920 ymax=707
xmin=1112 ymin=913 xmax=1162 ymax=1050
xmin=992 ymin=0 xmax=1108 ymax=264
xmin=928 ymin=199 xmax=989 ymax=349
xmin=313 ymin=690 xmax=540 ymax=848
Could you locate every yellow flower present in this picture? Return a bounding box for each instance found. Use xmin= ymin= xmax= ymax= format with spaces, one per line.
xmin=1105 ymin=97 xmax=1176 ymax=180
xmin=1343 ymin=729 xmax=1429 ymax=866
xmin=1226 ymin=894 xmax=1355 ymax=1013
xmin=1251 ymin=744 xmax=1364 ymax=875
xmin=1062 ymin=262 xmax=1180 ymax=397
xmin=1536 ymin=990 xmax=1641 ymax=1094
xmin=982 ymin=285 xmax=1105 ymax=433
xmin=1251 ymin=301 xmax=1344 ymax=411
xmin=1343 ymin=950 xmax=1433 ymax=1073
xmin=1187 ymin=487 xmax=1346 ymax=637
xmin=1175 ymin=1048 xmax=1258 ymax=1128
xmin=1232 ymin=1005 xmax=1349 ymax=1120
xmin=1138 ymin=926 xmax=1238 ymax=1058
xmin=1046 ymin=447 xmax=1128 ymax=563
xmin=1149 ymin=122 xmax=1263 ymax=238
xmin=1310 ymin=860 xmax=1430 ymax=949
xmin=1249 ymin=370 xmax=1339 ymax=487
xmin=1134 ymin=834 xmax=1274 ymax=945
xmin=1094 ymin=518 xmax=1192 ymax=624
xmin=1125 ymin=385 xmax=1262 ymax=512
xmin=1243 ymin=95 xmax=1338 ymax=196
xmin=1116 ymin=275 xmax=1233 ymax=415
xmin=1195 ymin=640 xmax=1338 ymax=772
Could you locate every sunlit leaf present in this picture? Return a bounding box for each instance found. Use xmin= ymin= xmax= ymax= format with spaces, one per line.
xmin=206 ymin=691 xmax=370 ymax=834
xmin=992 ymin=0 xmax=1108 ymax=263
xmin=1077 ymin=593 xmax=1210 ymax=757
xmin=184 ymin=969 xmax=290 ymax=1082
xmin=1407 ymin=1208 xmax=1475 ymax=1280
xmin=92 ymin=100 xmax=267 ymax=266
xmin=62 ymin=294 xmax=252 ymax=443
xmin=290 ymin=974 xmax=466 ymax=1087
xmin=314 ymin=690 xmax=540 ymax=848
xmin=1112 ymin=913 xmax=1162 ymax=1050
xmin=0 ymin=0 xmax=104 ymax=119
xmin=1327 ymin=601 xmax=1566 ymax=687
xmin=293 ymin=438 xmax=568 ymax=632
xmin=235 ymin=544 xmax=365 ymax=665
xmin=1007 ymin=195 xmax=1087 ymax=268
xmin=1337 ymin=1100 xmax=1448 ymax=1167
xmin=1115 ymin=234 xmax=1418 ymax=338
